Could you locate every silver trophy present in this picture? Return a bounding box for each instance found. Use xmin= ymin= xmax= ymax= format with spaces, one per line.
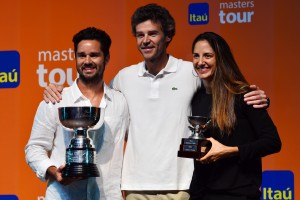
xmin=58 ymin=106 xmax=100 ymax=177
xmin=178 ymin=116 xmax=212 ymax=158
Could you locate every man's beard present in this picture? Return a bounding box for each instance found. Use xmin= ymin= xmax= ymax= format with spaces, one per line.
xmin=78 ymin=69 xmax=104 ymax=85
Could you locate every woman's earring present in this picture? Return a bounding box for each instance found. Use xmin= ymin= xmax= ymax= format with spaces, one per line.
xmin=192 ymin=69 xmax=198 ymax=77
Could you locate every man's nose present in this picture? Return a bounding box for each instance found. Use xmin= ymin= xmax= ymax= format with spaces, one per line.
xmin=84 ymin=55 xmax=92 ymax=64
xmin=142 ymin=35 xmax=150 ymax=43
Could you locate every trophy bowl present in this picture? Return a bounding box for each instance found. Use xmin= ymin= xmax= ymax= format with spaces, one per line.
xmin=178 ymin=116 xmax=212 ymax=158
xmin=59 ymin=106 xmax=100 ymax=129
xmin=188 ymin=116 xmax=210 ymax=128
xmin=58 ymin=106 xmax=101 ymax=178
xmin=188 ymin=116 xmax=210 ymax=139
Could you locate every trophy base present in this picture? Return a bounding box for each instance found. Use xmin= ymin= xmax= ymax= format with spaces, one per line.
xmin=62 ymin=163 xmax=100 ymax=177
xmin=177 ymin=138 xmax=211 ymax=159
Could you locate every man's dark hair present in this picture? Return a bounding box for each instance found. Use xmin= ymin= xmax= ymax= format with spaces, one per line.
xmin=73 ymin=27 xmax=111 ymax=58
xmin=131 ymin=4 xmax=176 ymax=41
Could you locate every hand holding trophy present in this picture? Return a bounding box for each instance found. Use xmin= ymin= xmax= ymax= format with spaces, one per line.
xmin=58 ymin=106 xmax=101 ymax=177
xmin=178 ymin=116 xmax=212 ymax=158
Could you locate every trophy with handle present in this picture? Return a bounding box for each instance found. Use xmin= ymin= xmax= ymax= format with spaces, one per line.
xmin=178 ymin=116 xmax=212 ymax=158
xmin=58 ymin=106 xmax=100 ymax=177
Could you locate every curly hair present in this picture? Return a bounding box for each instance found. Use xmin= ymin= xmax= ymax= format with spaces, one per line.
xmin=131 ymin=4 xmax=175 ymax=43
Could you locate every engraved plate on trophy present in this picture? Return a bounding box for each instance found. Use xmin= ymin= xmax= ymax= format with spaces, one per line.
xmin=178 ymin=116 xmax=212 ymax=159
xmin=58 ymin=106 xmax=100 ymax=177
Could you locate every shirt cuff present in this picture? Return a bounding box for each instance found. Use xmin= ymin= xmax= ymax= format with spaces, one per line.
xmin=33 ymin=159 xmax=57 ymax=182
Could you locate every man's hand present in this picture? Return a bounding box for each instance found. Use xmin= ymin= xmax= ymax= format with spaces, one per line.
xmin=46 ymin=165 xmax=84 ymax=186
xmin=43 ymin=84 xmax=64 ymax=104
xmin=244 ymin=85 xmax=270 ymax=108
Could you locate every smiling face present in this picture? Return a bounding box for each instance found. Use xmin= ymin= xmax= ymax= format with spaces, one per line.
xmin=76 ymin=39 xmax=108 ymax=84
xmin=135 ymin=20 xmax=171 ymax=62
xmin=192 ymin=40 xmax=216 ymax=82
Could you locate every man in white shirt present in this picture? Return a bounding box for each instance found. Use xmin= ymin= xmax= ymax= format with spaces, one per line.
xmin=42 ymin=4 xmax=269 ymax=200
xmin=25 ymin=27 xmax=129 ymax=200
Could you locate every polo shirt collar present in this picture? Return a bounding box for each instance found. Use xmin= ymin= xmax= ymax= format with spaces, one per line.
xmin=138 ymin=55 xmax=177 ymax=76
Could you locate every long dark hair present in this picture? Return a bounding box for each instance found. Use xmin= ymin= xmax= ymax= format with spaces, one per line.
xmin=192 ymin=32 xmax=251 ymax=134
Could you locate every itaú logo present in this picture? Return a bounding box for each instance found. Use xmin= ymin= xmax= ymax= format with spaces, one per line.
xmin=0 ymin=51 xmax=20 ymax=88
xmin=261 ymin=170 xmax=294 ymax=200
xmin=188 ymin=3 xmax=209 ymax=25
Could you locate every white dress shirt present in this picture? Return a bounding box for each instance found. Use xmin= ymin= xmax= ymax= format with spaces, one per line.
xmin=25 ymin=80 xmax=129 ymax=200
